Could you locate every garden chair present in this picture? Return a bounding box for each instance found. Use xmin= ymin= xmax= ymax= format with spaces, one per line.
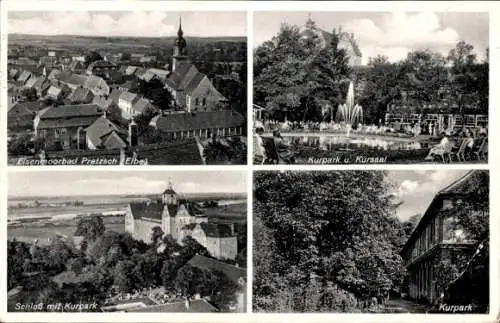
xmin=449 ymin=138 xmax=468 ymax=162
xmin=474 ymin=138 xmax=488 ymax=161
xmin=427 ymin=141 xmax=453 ymax=163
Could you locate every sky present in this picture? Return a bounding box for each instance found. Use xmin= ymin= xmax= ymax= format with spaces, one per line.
xmin=388 ymin=169 xmax=470 ymax=221
xmin=254 ymin=11 xmax=489 ymax=64
xmin=8 ymin=11 xmax=247 ymax=37
xmin=8 ymin=171 xmax=247 ymax=197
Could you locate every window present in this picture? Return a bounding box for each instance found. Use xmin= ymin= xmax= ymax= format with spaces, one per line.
xmin=195 ymin=98 xmax=199 ymax=106
xmin=202 ymin=97 xmax=206 ymax=106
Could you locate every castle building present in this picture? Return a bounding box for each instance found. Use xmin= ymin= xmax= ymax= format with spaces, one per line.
xmin=125 ymin=181 xmax=238 ymax=260
xmin=299 ymin=16 xmax=363 ymax=67
xmin=164 ymin=18 xmax=228 ymax=112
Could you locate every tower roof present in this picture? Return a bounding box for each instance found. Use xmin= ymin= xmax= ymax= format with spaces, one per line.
xmin=175 ymin=16 xmax=187 ymax=50
xmin=163 ymin=178 xmax=177 ymax=195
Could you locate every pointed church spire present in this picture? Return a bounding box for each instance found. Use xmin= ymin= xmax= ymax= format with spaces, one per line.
xmin=177 ymin=16 xmax=183 ymax=37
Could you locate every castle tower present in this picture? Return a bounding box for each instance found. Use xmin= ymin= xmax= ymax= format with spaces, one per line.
xmin=162 ymin=178 xmax=179 ymax=205
xmin=172 ymin=16 xmax=188 ymax=72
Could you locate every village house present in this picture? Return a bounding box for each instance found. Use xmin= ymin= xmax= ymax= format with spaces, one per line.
xmin=149 ymin=110 xmax=245 ymax=140
xmin=117 ymin=92 xmax=154 ymax=120
xmin=8 ymin=101 xmax=48 ymax=133
xmin=55 ymin=71 xmax=88 ymax=90
xmin=164 ymin=19 xmax=228 ymax=111
xmin=66 ymin=86 xmax=94 ymax=104
xmin=46 ymin=84 xmax=71 ymax=101
xmin=69 ymin=60 xmax=86 ymax=74
xmin=34 ymin=104 xmax=103 ymax=150
xmin=17 ymin=70 xmax=32 ymax=86
xmin=32 ymin=76 xmax=52 ymax=97
xmin=124 ymin=182 xmax=239 ymax=261
xmin=9 ymin=68 xmax=20 ymax=81
xmin=92 ymin=95 xmax=114 ymax=111
xmin=86 ymin=60 xmax=118 ymax=78
xmin=401 ymin=170 xmax=483 ymax=304
xmin=84 ymin=75 xmax=111 ymax=96
xmin=85 ymin=115 xmax=128 ymax=150
xmin=118 ymin=91 xmax=139 ymax=119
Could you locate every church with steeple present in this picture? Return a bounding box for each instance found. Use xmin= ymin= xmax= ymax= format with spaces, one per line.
xmin=164 ymin=17 xmax=227 ymax=112
xmin=124 ymin=180 xmax=238 ymax=260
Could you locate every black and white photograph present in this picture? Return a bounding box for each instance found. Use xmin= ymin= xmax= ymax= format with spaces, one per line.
xmin=7 ymin=11 xmax=247 ymax=166
xmin=253 ymin=12 xmax=489 ymax=164
xmin=7 ymin=170 xmax=247 ymax=312
xmin=253 ymin=170 xmax=489 ymax=313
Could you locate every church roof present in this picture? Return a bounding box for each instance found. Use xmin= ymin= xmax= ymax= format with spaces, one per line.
xmin=163 ymin=188 xmax=177 ymax=195
xmin=165 ymin=61 xmax=196 ymax=90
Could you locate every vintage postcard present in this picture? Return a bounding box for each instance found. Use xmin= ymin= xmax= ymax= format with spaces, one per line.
xmin=253 ymin=12 xmax=489 ymax=165
xmin=7 ymin=11 xmax=248 ymax=166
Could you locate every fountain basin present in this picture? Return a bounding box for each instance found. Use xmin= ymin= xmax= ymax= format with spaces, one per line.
xmin=274 ymin=132 xmax=423 ymax=151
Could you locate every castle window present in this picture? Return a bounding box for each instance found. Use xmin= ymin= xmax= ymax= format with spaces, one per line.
xmin=202 ymin=97 xmax=206 ymax=106
xmin=195 ymin=98 xmax=199 ymax=106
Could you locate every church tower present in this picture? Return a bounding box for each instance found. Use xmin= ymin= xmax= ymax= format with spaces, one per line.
xmin=172 ymin=16 xmax=188 ymax=72
xmin=162 ymin=179 xmax=179 ymax=205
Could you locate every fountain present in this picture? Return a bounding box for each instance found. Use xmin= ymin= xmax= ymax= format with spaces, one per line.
xmin=336 ymin=81 xmax=363 ymax=136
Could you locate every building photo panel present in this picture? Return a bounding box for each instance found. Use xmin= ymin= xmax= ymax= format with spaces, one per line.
xmin=7 ymin=11 xmax=247 ymax=166
xmin=7 ymin=170 xmax=248 ymax=312
xmin=253 ymin=170 xmax=489 ymax=313
xmin=252 ymin=11 xmax=489 ymax=164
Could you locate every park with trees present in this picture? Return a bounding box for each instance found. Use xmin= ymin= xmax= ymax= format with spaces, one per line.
xmin=253 ymin=170 xmax=489 ymax=313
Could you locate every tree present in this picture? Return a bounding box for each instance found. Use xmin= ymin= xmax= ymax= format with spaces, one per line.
xmin=46 ymin=238 xmax=73 ymax=272
xmin=204 ymin=270 xmax=239 ymax=311
xmin=84 ymin=51 xmax=104 ymax=68
xmin=402 ymin=213 xmax=422 ymax=236
xmin=161 ymin=259 xmax=180 ymax=292
xmin=75 ymin=215 xmax=105 ymax=242
xmin=86 ymin=230 xmax=122 ymax=262
xmin=21 ymin=88 xmax=38 ymax=101
xmin=174 ymin=264 xmax=205 ymax=299
xmin=8 ymin=240 xmax=31 ymax=290
xmin=254 ymin=22 xmax=351 ymax=122
xmin=137 ymin=78 xmax=174 ymax=110
xmin=151 ymin=226 xmax=164 ymax=245
xmin=114 ymin=260 xmax=136 ymax=293
xmin=398 ymin=49 xmax=448 ymax=112
xmin=253 ymin=171 xmax=406 ymax=312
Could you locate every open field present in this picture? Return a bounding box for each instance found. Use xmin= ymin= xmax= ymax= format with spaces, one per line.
xmin=8 ymin=34 xmax=246 ymax=50
xmin=8 ymin=202 xmax=247 ymax=245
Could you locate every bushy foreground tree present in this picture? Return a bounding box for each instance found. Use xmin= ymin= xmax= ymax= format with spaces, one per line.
xmin=253 ymin=171 xmax=406 ymax=312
